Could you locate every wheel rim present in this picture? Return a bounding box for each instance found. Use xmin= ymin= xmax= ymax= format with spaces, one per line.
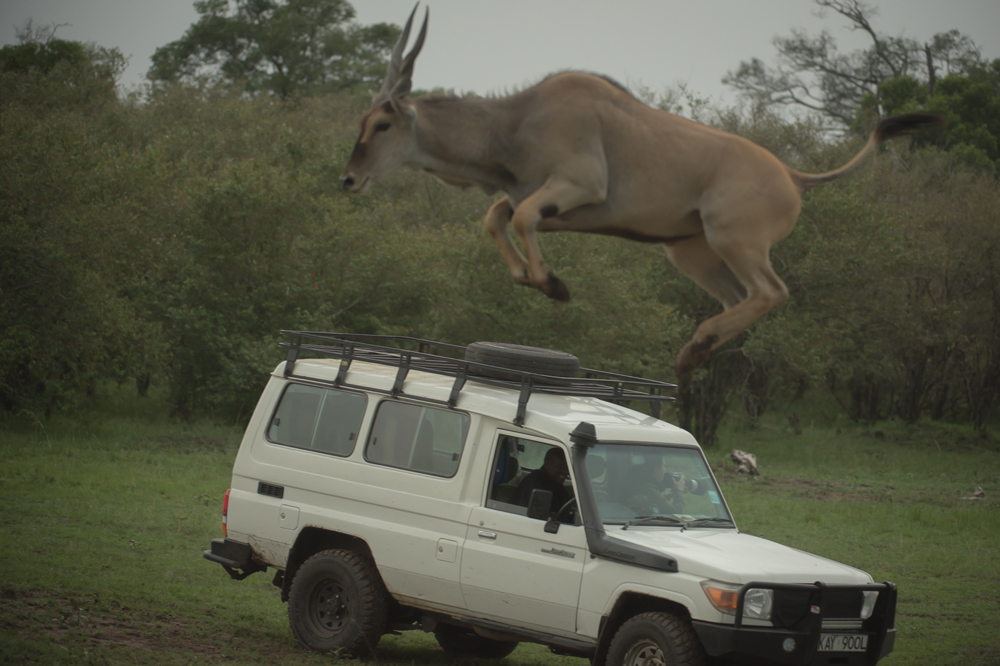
xmin=622 ymin=639 xmax=667 ymax=666
xmin=310 ymin=578 xmax=351 ymax=636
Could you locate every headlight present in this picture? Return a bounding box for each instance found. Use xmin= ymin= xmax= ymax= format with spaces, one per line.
xmin=743 ymin=588 xmax=774 ymax=621
xmin=861 ymin=590 xmax=879 ymax=619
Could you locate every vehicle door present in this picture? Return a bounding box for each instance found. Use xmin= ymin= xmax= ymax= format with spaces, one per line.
xmin=460 ymin=433 xmax=587 ymax=632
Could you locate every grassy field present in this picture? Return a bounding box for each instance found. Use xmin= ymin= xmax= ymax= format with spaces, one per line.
xmin=1 ymin=390 xmax=998 ymax=665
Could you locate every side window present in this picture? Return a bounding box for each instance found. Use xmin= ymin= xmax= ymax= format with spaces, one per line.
xmin=365 ymin=401 xmax=470 ymax=477
xmin=487 ymin=436 xmax=574 ymax=520
xmin=488 ymin=436 xmax=526 ymax=508
xmin=267 ymin=383 xmax=366 ymax=456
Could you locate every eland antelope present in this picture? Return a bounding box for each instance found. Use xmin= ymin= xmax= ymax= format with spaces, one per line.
xmin=341 ymin=6 xmax=945 ymax=387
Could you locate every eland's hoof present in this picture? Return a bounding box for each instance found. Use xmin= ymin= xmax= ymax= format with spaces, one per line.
xmin=546 ymin=274 xmax=571 ymax=302
xmin=675 ymin=335 xmax=717 ymax=386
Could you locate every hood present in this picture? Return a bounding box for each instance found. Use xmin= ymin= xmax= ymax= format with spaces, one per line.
xmin=613 ymin=527 xmax=872 ymax=585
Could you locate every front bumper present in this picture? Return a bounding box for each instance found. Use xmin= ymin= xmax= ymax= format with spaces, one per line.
xmin=693 ymin=581 xmax=896 ymax=666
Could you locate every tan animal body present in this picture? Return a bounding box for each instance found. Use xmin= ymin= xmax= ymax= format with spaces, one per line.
xmin=341 ymin=6 xmax=944 ymax=386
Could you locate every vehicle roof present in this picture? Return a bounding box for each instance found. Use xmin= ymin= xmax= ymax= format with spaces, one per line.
xmin=276 ymin=358 xmax=698 ymax=447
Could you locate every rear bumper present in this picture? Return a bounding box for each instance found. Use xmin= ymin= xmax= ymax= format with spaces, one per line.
xmin=692 ymin=581 xmax=897 ymax=666
xmin=203 ymin=538 xmax=266 ymax=580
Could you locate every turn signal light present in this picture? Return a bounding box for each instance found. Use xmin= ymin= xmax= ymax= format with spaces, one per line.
xmin=701 ymin=581 xmax=740 ymax=613
xmin=861 ymin=590 xmax=879 ymax=619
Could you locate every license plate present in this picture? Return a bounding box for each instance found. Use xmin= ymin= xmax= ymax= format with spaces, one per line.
xmin=818 ymin=633 xmax=868 ymax=652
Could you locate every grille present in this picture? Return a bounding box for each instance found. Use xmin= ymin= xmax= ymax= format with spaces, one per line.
xmin=823 ymin=588 xmax=864 ymax=618
xmin=772 ymin=587 xmax=864 ymax=630
xmin=823 ymin=618 xmax=863 ymax=630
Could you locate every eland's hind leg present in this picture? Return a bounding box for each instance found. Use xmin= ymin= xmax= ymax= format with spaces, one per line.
xmin=674 ymin=214 xmax=795 ymax=387
xmin=663 ymin=234 xmax=748 ymax=310
xmin=673 ymin=167 xmax=802 ymax=386
xmin=674 ymin=247 xmax=788 ymax=387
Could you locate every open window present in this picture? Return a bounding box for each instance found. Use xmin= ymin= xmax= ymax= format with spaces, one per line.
xmin=486 ymin=436 xmax=575 ymax=521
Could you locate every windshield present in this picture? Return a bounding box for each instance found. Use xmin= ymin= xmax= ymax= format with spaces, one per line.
xmin=586 ymin=443 xmax=732 ymax=526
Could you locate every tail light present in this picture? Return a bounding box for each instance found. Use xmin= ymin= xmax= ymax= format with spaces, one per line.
xmin=222 ymin=489 xmax=231 ymax=537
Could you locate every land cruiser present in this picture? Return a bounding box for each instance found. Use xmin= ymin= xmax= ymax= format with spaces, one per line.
xmin=204 ymin=332 xmax=896 ymax=666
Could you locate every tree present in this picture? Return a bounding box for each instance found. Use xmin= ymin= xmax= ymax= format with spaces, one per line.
xmin=1 ymin=23 xmax=125 ymax=113
xmin=148 ymin=0 xmax=400 ymax=99
xmin=0 ymin=33 xmax=145 ymax=417
xmin=723 ymin=0 xmax=983 ymax=130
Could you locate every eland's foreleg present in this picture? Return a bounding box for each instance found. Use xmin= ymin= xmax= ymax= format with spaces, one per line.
xmin=484 ymin=198 xmax=533 ymax=286
xmin=509 ymin=175 xmax=606 ymax=301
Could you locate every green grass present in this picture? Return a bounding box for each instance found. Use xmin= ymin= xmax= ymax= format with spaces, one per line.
xmin=709 ymin=417 xmax=1000 ymax=666
xmin=1 ymin=391 xmax=998 ymax=665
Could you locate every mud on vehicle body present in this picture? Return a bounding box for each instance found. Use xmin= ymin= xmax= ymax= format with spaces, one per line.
xmin=205 ymin=332 xmax=896 ymax=666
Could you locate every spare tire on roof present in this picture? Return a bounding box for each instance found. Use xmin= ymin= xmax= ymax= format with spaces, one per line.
xmin=465 ymin=342 xmax=580 ymax=385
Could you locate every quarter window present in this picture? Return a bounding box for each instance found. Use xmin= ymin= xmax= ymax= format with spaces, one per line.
xmin=268 ymin=384 xmax=366 ymax=456
xmin=365 ymin=401 xmax=470 ymax=477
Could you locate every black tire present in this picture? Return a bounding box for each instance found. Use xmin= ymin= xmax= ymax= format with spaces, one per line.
xmin=434 ymin=624 xmax=519 ymax=659
xmin=465 ymin=342 xmax=580 ymax=385
xmin=606 ymin=612 xmax=707 ymax=666
xmin=287 ymin=549 xmax=388 ymax=657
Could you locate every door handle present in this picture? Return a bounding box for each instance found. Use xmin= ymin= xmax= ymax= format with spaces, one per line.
xmin=478 ymin=530 xmax=497 ymax=539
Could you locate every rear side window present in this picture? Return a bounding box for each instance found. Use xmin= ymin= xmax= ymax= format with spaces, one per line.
xmin=268 ymin=383 xmax=366 ymax=457
xmin=365 ymin=401 xmax=470 ymax=477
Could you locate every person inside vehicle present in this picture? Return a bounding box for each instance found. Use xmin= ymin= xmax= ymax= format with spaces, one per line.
xmin=627 ymin=454 xmax=706 ymax=515
xmin=512 ymin=447 xmax=572 ymax=515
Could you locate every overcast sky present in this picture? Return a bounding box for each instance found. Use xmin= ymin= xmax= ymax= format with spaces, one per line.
xmin=2 ymin=0 xmax=998 ymax=106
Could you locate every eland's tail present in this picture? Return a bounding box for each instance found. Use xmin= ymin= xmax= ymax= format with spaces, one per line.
xmin=791 ymin=113 xmax=946 ymax=189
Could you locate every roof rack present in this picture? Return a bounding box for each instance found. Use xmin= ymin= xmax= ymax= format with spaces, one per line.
xmin=279 ymin=331 xmax=675 ymax=426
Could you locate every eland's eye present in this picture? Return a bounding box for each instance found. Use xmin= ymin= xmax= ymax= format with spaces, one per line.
xmin=375 ymin=122 xmax=391 ymax=132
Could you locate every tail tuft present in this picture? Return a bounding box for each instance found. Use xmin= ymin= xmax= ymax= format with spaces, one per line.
xmin=874 ymin=113 xmax=947 ymax=143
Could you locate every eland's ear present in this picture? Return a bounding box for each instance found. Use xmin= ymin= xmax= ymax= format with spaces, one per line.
xmin=372 ymin=4 xmax=428 ymax=107
xmin=381 ymin=98 xmax=417 ymax=122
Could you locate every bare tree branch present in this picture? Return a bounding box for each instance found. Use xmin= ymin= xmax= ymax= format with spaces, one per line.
xmin=724 ymin=0 xmax=983 ymax=130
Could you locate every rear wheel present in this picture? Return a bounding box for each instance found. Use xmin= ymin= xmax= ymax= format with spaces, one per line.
xmin=434 ymin=624 xmax=519 ymax=659
xmin=287 ymin=549 xmax=388 ymax=657
xmin=606 ymin=612 xmax=706 ymax=666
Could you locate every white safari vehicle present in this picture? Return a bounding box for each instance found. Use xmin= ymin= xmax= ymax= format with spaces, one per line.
xmin=205 ymin=332 xmax=896 ymax=666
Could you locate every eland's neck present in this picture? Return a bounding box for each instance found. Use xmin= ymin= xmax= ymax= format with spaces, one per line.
xmin=409 ymin=96 xmax=518 ymax=193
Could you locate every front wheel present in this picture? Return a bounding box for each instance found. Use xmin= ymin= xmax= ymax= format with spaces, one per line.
xmin=434 ymin=624 xmax=519 ymax=659
xmin=287 ymin=549 xmax=388 ymax=657
xmin=606 ymin=612 xmax=706 ymax=666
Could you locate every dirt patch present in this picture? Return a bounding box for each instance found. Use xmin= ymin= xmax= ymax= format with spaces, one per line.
xmin=715 ymin=474 xmax=895 ymax=502
xmin=0 ymin=589 xmax=223 ymax=658
xmin=764 ymin=476 xmax=883 ymax=502
xmin=0 ymin=588 xmax=316 ymax=664
xmin=724 ymin=475 xmax=994 ymax=507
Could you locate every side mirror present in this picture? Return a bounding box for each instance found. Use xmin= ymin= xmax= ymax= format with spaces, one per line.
xmin=526 ymin=489 xmax=553 ymax=521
